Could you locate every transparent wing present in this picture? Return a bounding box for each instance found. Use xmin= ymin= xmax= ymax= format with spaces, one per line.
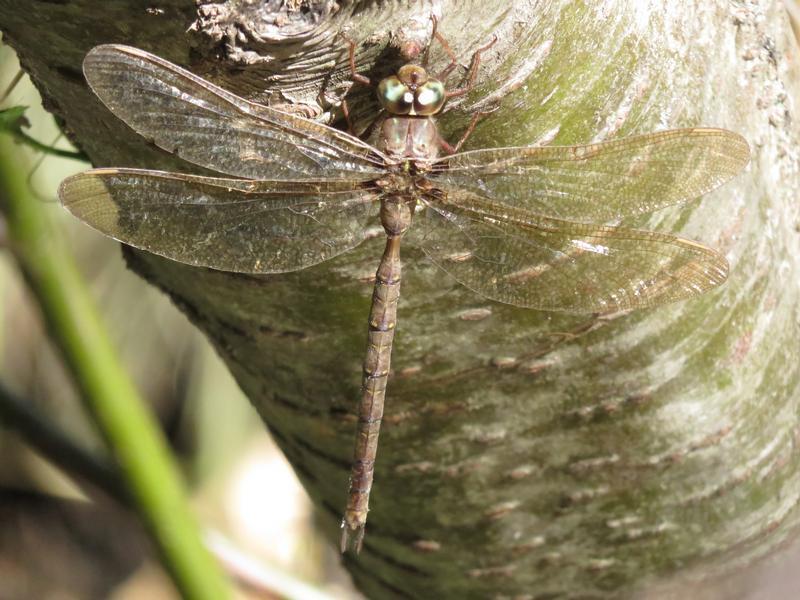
xmin=59 ymin=168 xmax=379 ymax=273
xmin=430 ymin=128 xmax=749 ymax=222
xmin=409 ymin=190 xmax=728 ymax=312
xmin=83 ymin=45 xmax=389 ymax=180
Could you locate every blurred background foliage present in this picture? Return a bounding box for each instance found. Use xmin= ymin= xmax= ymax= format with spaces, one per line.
xmin=0 ymin=42 xmax=357 ymax=599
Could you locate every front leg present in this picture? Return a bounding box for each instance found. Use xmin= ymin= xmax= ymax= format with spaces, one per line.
xmin=439 ymin=106 xmax=499 ymax=154
xmin=443 ymin=35 xmax=498 ymax=100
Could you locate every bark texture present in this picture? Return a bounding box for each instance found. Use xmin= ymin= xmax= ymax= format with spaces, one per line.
xmin=2 ymin=1 xmax=799 ymax=598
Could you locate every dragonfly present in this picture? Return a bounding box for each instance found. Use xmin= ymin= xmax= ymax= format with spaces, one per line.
xmin=58 ymin=40 xmax=749 ymax=554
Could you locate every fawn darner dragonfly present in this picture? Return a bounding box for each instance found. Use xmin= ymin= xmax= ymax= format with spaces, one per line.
xmin=58 ymin=42 xmax=749 ymax=554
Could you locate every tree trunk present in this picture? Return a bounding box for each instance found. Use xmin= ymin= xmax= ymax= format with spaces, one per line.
xmin=2 ymin=1 xmax=798 ymax=597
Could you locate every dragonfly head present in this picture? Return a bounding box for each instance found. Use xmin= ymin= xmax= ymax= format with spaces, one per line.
xmin=377 ymin=64 xmax=445 ymax=117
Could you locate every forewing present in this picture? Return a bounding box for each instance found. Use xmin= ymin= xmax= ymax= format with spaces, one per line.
xmin=59 ymin=169 xmax=379 ymax=273
xmin=430 ymin=128 xmax=749 ymax=222
xmin=409 ymin=190 xmax=728 ymax=312
xmin=83 ymin=45 xmax=388 ymax=180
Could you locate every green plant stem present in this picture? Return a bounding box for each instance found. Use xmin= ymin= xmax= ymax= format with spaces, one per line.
xmin=11 ymin=128 xmax=87 ymax=160
xmin=0 ymin=381 xmax=337 ymax=600
xmin=0 ymin=138 xmax=232 ymax=600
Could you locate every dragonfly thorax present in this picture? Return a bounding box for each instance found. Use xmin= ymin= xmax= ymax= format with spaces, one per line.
xmin=377 ymin=64 xmax=445 ymax=116
xmin=378 ymin=115 xmax=440 ymax=162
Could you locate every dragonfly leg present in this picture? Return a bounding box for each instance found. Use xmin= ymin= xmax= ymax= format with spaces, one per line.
xmin=345 ymin=37 xmax=372 ymax=87
xmin=359 ymin=108 xmax=386 ymax=141
xmin=341 ymin=100 xmax=386 ymax=139
xmin=339 ymin=35 xmax=381 ymax=138
xmin=444 ymin=34 xmax=498 ymax=99
xmin=341 ymin=98 xmax=357 ymax=136
xmin=440 ymin=106 xmax=500 ymax=154
xmin=429 ymin=15 xmax=458 ymax=76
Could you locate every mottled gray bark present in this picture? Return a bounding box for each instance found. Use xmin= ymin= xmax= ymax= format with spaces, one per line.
xmin=2 ymin=1 xmax=798 ymax=598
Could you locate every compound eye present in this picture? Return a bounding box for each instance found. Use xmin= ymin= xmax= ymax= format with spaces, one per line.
xmin=378 ymin=76 xmax=413 ymax=115
xmin=414 ymin=80 xmax=445 ymax=116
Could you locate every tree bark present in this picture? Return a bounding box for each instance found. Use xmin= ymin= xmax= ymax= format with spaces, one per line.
xmin=2 ymin=1 xmax=798 ymax=598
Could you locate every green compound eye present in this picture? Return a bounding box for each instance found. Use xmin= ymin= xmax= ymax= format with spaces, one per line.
xmin=414 ymin=80 xmax=445 ymax=116
xmin=377 ymin=76 xmax=413 ymax=115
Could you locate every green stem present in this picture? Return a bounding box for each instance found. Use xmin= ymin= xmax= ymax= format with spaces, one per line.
xmin=12 ymin=128 xmax=87 ymax=161
xmin=0 ymin=381 xmax=340 ymax=600
xmin=0 ymin=138 xmax=232 ymax=600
